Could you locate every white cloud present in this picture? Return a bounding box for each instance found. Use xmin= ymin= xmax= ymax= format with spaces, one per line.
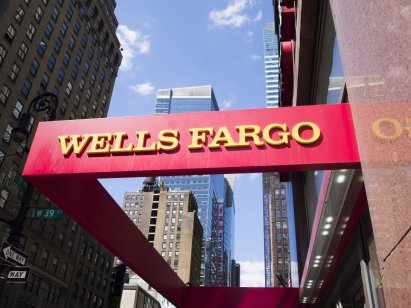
xmin=130 ymin=82 xmax=155 ymax=96
xmin=222 ymin=99 xmax=233 ymax=110
xmin=243 ymin=30 xmax=254 ymax=43
xmin=239 ymin=260 xmax=265 ymax=287
xmin=250 ymin=54 xmax=262 ymax=61
xmin=209 ymin=0 xmax=260 ymax=28
xmin=116 ymin=24 xmax=151 ymax=71
xmin=254 ymin=9 xmax=263 ymax=22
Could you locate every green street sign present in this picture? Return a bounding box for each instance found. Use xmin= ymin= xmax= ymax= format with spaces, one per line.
xmin=33 ymin=208 xmax=63 ymax=219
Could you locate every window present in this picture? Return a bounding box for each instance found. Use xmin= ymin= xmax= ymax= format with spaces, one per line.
xmin=86 ymin=21 xmax=92 ymax=32
xmin=74 ymin=21 xmax=81 ymax=34
xmin=85 ymin=89 xmax=91 ymax=101
xmin=0 ymin=150 xmax=6 ymax=166
xmin=37 ymin=41 xmax=47 ymax=57
xmin=21 ymin=79 xmax=32 ymax=97
xmin=71 ymin=64 xmax=78 ymax=79
xmin=47 ymin=55 xmax=56 ymax=70
xmin=83 ymin=62 xmax=90 ymax=75
xmin=100 ymin=69 xmax=105 ymax=81
xmin=62 ymin=262 xmax=68 ymax=278
xmin=30 ymin=58 xmax=39 ymax=76
xmin=41 ymin=250 xmax=49 ymax=267
xmin=88 ymin=47 xmax=94 ymax=59
xmin=60 ymin=21 xmax=68 ymax=36
xmin=54 ymin=38 xmax=62 ymax=53
xmin=44 ymin=22 xmax=54 ymax=38
xmin=51 ymin=7 xmax=60 ymax=21
xmin=15 ymin=6 xmax=25 ymax=24
xmin=94 ymin=58 xmax=100 ymax=70
xmin=0 ymin=45 xmax=6 ymax=65
xmin=57 ymin=68 xmax=65 ymax=83
xmin=41 ymin=73 xmax=49 ymax=87
xmin=42 ymin=0 xmax=48 ymax=5
xmin=51 ymin=256 xmax=59 ymax=272
xmin=29 ymin=243 xmax=39 ymax=262
xmin=90 ymin=74 xmax=95 ymax=85
xmin=26 ymin=23 xmax=36 ymax=41
xmin=68 ymin=36 xmax=75 ymax=50
xmin=74 ymin=94 xmax=80 ymax=106
xmin=0 ymin=85 xmax=11 ymax=104
xmin=81 ymin=105 xmax=87 ymax=118
xmin=79 ymin=7 xmax=85 ymax=19
xmin=79 ymin=78 xmax=85 ymax=90
xmin=0 ymin=189 xmax=8 ymax=208
xmin=63 ymin=52 xmax=70 ymax=66
xmin=66 ymin=82 xmax=73 ymax=96
xmin=66 ymin=6 xmax=73 ymax=20
xmin=81 ymin=34 xmax=88 ymax=47
xmin=8 ymin=63 xmax=20 ymax=81
xmin=6 ymin=25 xmax=16 ymax=41
xmin=76 ymin=49 xmax=83 ymax=62
xmin=35 ymin=6 xmax=43 ymax=22
xmin=18 ymin=42 xmax=28 ymax=61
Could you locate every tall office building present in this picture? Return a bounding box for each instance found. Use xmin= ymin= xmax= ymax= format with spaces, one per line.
xmin=155 ymin=86 xmax=235 ymax=287
xmin=119 ymin=177 xmax=203 ymax=286
xmin=262 ymin=22 xmax=290 ymax=287
xmin=0 ymin=0 xmax=121 ymax=306
xmin=263 ymin=23 xmax=280 ymax=108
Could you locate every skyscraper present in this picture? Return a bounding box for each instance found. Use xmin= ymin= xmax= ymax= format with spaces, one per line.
xmin=119 ymin=178 xmax=203 ymax=286
xmin=262 ymin=22 xmax=290 ymax=287
xmin=0 ymin=0 xmax=121 ymax=306
xmin=155 ymin=85 xmax=235 ymax=287
xmin=263 ymin=23 xmax=280 ymax=108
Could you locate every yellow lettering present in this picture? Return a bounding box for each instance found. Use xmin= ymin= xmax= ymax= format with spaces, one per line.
xmin=188 ymin=128 xmax=214 ymax=150
xmin=86 ymin=133 xmax=113 ymax=155
xmin=157 ymin=129 xmax=179 ymax=152
xmin=291 ymin=122 xmax=321 ymax=145
xmin=58 ymin=134 xmax=93 ymax=156
xmin=208 ymin=127 xmax=239 ymax=149
xmin=263 ymin=123 xmax=290 ymax=146
xmin=372 ymin=118 xmax=403 ymax=141
xmin=110 ymin=132 xmax=134 ymax=154
xmin=133 ymin=131 xmax=156 ymax=153
xmin=235 ymin=125 xmax=264 ymax=147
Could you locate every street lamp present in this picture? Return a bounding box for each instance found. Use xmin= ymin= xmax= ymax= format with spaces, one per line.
xmin=0 ymin=93 xmax=58 ymax=288
xmin=11 ymin=92 xmax=58 ymax=143
xmin=7 ymin=92 xmax=58 ymax=247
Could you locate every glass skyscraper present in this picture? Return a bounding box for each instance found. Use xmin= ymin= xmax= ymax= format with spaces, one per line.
xmin=263 ymin=23 xmax=280 ymax=108
xmin=262 ymin=23 xmax=290 ymax=287
xmin=155 ymin=85 xmax=235 ymax=286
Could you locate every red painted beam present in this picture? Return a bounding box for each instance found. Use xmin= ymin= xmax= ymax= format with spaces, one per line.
xmin=182 ymin=287 xmax=303 ymax=308
xmin=22 ymin=106 xmax=360 ymax=306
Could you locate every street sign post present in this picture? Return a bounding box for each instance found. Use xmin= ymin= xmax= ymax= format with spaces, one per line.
xmin=0 ymin=242 xmax=28 ymax=266
xmin=32 ymin=208 xmax=63 ymax=219
xmin=7 ymin=266 xmax=31 ymax=283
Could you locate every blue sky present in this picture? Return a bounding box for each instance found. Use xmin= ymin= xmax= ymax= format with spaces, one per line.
xmin=102 ymin=0 xmax=275 ymax=286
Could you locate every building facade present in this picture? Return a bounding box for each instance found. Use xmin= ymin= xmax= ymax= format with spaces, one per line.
xmin=155 ymin=85 xmax=235 ymax=287
xmin=0 ymin=0 xmax=121 ymax=306
xmin=262 ymin=22 xmax=290 ymax=287
xmin=120 ymin=178 xmax=203 ymax=286
xmin=273 ymin=0 xmax=409 ymax=306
